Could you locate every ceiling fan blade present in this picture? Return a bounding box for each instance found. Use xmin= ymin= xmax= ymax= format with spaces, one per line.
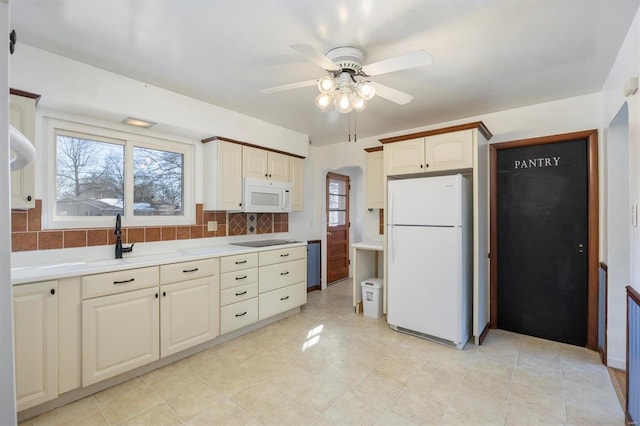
xmin=290 ymin=44 xmax=340 ymax=71
xmin=374 ymin=83 xmax=414 ymax=105
xmin=260 ymin=79 xmax=317 ymax=94
xmin=363 ymin=50 xmax=432 ymax=76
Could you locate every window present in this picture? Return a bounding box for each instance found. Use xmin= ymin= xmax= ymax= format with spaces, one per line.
xmin=45 ymin=118 xmax=193 ymax=229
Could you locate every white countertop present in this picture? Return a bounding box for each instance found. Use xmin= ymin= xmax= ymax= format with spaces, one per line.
xmin=11 ymin=241 xmax=307 ymax=286
xmin=352 ymin=241 xmax=384 ymax=251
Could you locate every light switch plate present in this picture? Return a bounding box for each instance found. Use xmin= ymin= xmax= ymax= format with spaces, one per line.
xmin=207 ymin=221 xmax=217 ymax=232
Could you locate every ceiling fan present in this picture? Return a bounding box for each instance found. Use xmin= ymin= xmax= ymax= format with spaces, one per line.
xmin=261 ymin=44 xmax=432 ymax=113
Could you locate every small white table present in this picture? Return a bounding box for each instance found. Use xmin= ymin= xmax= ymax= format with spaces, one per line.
xmin=351 ymin=241 xmax=384 ymax=313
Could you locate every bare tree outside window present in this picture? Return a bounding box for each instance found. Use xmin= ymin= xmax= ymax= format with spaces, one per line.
xmin=55 ymin=134 xmax=124 ymax=216
xmin=133 ymin=146 xmax=184 ymax=216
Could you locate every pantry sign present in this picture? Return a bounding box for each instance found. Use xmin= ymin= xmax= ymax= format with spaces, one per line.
xmin=514 ymin=156 xmax=560 ymax=169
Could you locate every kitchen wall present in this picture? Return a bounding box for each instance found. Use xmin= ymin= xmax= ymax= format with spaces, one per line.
xmin=601 ymin=6 xmax=640 ymax=369
xmin=10 ymin=200 xmax=288 ymax=252
xmin=0 ymin=3 xmax=17 ymax=425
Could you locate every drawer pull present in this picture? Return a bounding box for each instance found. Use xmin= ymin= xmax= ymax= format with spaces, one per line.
xmin=235 ymin=275 xmax=248 ymax=280
xmin=235 ymin=291 xmax=248 ymax=296
xmin=235 ymin=260 xmax=247 ymax=265
xmin=280 ymin=271 xmax=289 ymax=276
xmin=280 ymin=296 xmax=290 ymax=301
xmin=183 ymin=268 xmax=199 ymax=273
xmin=280 ymin=253 xmax=290 ymax=257
xmin=113 ymin=278 xmax=135 ymax=285
xmin=235 ymin=311 xmax=247 ymax=317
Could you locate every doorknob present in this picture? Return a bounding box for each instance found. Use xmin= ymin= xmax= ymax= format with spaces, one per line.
xmin=327 ymin=231 xmax=332 ymax=237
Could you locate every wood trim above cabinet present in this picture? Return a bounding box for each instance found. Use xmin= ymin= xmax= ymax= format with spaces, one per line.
xmin=379 ymin=121 xmax=493 ymax=144
xmin=201 ymin=136 xmax=306 ymax=159
xmin=364 ymin=146 xmax=383 ymax=153
xmin=10 ymin=88 xmax=42 ymax=105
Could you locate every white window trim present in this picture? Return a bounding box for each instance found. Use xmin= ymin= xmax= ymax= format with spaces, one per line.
xmin=44 ymin=116 xmax=194 ymax=230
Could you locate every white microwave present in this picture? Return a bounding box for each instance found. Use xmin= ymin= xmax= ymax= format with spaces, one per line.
xmin=242 ymin=178 xmax=292 ymax=213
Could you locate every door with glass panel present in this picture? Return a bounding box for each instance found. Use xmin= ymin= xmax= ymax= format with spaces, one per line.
xmin=326 ymin=172 xmax=350 ymax=284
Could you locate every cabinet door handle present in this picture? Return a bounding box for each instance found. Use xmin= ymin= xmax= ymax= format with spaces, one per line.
xmin=265 ymin=173 xmax=268 ymax=177
xmin=235 ymin=311 xmax=247 ymax=317
xmin=235 ymin=260 xmax=247 ymax=265
xmin=27 ymin=195 xmax=32 ymax=201
xmin=280 ymin=253 xmax=290 ymax=257
xmin=113 ymin=278 xmax=135 ymax=285
xmin=426 ymin=163 xmax=429 ymax=168
xmin=235 ymin=275 xmax=248 ymax=280
xmin=183 ymin=268 xmax=199 ymax=273
xmin=235 ymin=291 xmax=247 ymax=296
xmin=50 ymin=288 xmax=56 ymax=295
xmin=280 ymin=296 xmax=290 ymax=301
xmin=155 ymin=293 xmax=159 ymax=298
xmin=280 ymin=271 xmax=289 ymax=276
xmin=420 ymin=164 xmax=423 ymax=169
xmin=162 ymin=291 xmax=166 ymax=297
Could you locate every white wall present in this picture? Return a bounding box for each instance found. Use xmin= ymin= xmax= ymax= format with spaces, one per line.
xmin=601 ymin=8 xmax=640 ymax=369
xmin=10 ymin=44 xmax=309 ymax=158
xmin=1 ymin=2 xmax=17 ymax=424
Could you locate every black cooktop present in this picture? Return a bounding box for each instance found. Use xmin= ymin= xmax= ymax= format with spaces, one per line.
xmin=231 ymin=239 xmax=298 ymax=248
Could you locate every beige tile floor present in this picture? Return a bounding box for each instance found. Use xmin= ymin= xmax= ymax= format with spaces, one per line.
xmin=21 ymin=279 xmax=624 ymax=425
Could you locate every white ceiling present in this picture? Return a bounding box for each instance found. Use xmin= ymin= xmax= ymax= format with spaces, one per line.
xmin=10 ymin=0 xmax=640 ymax=145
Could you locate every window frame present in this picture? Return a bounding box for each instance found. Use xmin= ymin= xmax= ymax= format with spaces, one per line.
xmin=44 ymin=117 xmax=194 ymax=230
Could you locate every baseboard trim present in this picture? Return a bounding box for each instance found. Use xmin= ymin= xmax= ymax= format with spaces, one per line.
xmin=478 ymin=323 xmax=490 ymax=345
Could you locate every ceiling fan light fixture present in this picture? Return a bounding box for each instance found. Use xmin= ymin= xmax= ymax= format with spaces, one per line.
xmin=356 ymin=80 xmax=375 ymax=100
xmin=318 ymin=75 xmax=336 ymax=93
xmin=315 ymin=93 xmax=333 ymax=111
xmin=334 ymin=91 xmax=354 ymax=113
xmin=353 ymin=95 xmax=366 ymax=111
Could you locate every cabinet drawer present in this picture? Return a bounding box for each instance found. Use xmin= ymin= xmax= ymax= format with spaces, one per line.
xmin=220 ymin=268 xmax=258 ymax=289
xmin=259 ymin=282 xmax=306 ymax=320
xmin=259 ymin=246 xmax=306 ymax=266
xmin=160 ymin=258 xmax=218 ymax=284
xmin=220 ymin=283 xmax=258 ymax=306
xmin=82 ymin=267 xmax=159 ymax=299
xmin=259 ymin=259 xmax=305 ymax=293
xmin=220 ymin=252 xmax=258 ymax=273
xmin=220 ymin=298 xmax=258 ymax=335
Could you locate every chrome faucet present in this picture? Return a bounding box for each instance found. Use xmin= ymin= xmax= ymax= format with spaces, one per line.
xmin=115 ymin=213 xmax=134 ymax=259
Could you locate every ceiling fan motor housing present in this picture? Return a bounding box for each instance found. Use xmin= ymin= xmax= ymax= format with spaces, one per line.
xmin=326 ymin=46 xmax=365 ymax=74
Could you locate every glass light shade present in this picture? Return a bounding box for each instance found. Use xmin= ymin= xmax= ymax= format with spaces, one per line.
xmin=315 ymin=93 xmax=333 ymax=111
xmin=353 ymin=95 xmax=366 ymax=111
xmin=334 ymin=91 xmax=354 ymax=113
xmin=356 ymin=80 xmax=376 ymax=100
xmin=317 ymin=76 xmax=336 ymax=94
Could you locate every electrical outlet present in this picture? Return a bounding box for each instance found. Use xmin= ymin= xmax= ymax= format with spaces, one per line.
xmin=207 ymin=221 xmax=217 ymax=232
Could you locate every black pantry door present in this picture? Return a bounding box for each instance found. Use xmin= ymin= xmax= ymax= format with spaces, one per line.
xmin=496 ymin=139 xmax=588 ymax=346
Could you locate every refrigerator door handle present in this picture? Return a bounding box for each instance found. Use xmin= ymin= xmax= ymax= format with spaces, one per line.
xmin=390 ymin=226 xmax=395 ymax=264
xmin=389 ymin=189 xmax=394 ymax=225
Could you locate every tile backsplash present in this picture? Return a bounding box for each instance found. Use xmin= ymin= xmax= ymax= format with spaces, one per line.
xmin=11 ymin=200 xmax=288 ymax=252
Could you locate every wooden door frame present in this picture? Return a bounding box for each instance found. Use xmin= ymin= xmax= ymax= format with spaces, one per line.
xmin=489 ymin=129 xmax=599 ymax=350
xmin=326 ymin=172 xmax=350 ymax=284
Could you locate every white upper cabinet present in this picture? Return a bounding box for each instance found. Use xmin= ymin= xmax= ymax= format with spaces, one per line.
xmin=384 ymin=129 xmax=474 ymax=176
xmin=366 ymin=149 xmax=384 ymax=209
xmin=203 ymin=140 xmax=243 ymax=211
xmin=243 ymin=146 xmax=290 ymax=182
xmin=290 ymin=156 xmax=304 ymax=211
xmin=10 ymin=93 xmax=37 ymax=209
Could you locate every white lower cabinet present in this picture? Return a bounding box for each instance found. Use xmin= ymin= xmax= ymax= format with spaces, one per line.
xmin=259 ymin=282 xmax=306 ymax=320
xmin=82 ymin=287 xmax=160 ymax=386
xmin=220 ymin=298 xmax=259 ymax=334
xmin=13 ymin=281 xmax=58 ymax=411
xmin=160 ymin=276 xmax=219 ymax=357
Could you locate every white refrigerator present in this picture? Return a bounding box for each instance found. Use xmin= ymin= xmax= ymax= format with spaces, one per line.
xmin=386 ymin=174 xmax=472 ymax=349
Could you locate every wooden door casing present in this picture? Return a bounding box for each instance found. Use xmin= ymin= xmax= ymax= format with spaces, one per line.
xmin=489 ymin=129 xmax=599 ymax=350
xmin=326 ymin=172 xmax=350 ymax=284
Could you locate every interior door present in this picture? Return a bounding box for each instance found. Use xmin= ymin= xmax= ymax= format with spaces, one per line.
xmin=496 ymin=139 xmax=589 ymax=346
xmin=326 ymin=172 xmax=350 ymax=284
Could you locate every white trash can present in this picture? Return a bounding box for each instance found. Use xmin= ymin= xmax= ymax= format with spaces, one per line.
xmin=360 ymin=278 xmax=383 ymax=319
